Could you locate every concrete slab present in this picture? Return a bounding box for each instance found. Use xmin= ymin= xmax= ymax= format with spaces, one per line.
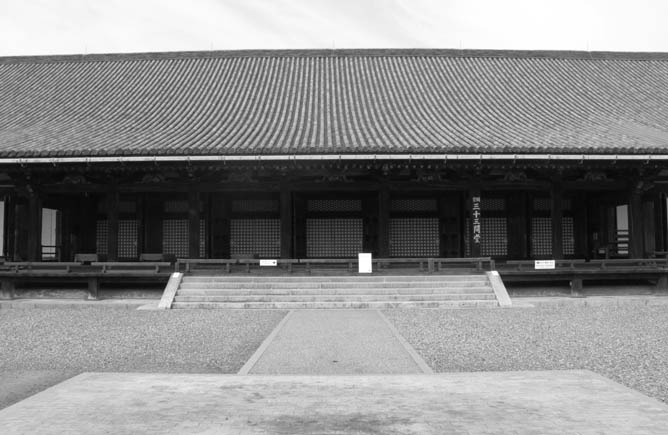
xmin=1 ymin=371 xmax=668 ymax=434
xmin=247 ymin=309 xmax=424 ymax=374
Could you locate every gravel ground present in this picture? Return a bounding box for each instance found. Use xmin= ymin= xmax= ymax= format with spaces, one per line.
xmin=384 ymin=305 xmax=668 ymax=404
xmin=0 ymin=308 xmax=286 ymax=409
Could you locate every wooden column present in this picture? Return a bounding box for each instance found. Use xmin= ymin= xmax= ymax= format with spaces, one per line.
xmin=377 ymin=188 xmax=390 ymax=258
xmin=280 ymin=188 xmax=293 ymax=258
xmin=107 ymin=191 xmax=119 ymax=261
xmin=211 ymin=194 xmax=230 ymax=258
xmin=551 ymin=183 xmax=563 ymax=260
xmin=143 ymin=195 xmax=163 ymax=254
xmin=26 ymin=193 xmax=42 ymax=261
xmin=188 ymin=190 xmax=200 ymax=258
xmin=507 ymin=192 xmax=528 ymax=259
xmin=293 ymin=195 xmax=307 ymax=258
xmin=469 ymin=188 xmax=481 ymax=258
xmin=4 ymin=196 xmax=15 ymax=261
xmin=629 ymin=186 xmax=644 ymax=258
xmin=655 ymin=194 xmax=666 ymax=253
xmin=573 ymin=193 xmax=588 ymax=259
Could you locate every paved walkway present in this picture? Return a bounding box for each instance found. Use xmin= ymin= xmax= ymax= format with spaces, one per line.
xmin=240 ymin=309 xmax=430 ymax=374
xmin=2 ymin=370 xmax=668 ymax=434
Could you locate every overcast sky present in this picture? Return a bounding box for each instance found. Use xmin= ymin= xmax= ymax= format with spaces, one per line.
xmin=0 ymin=0 xmax=666 ymax=56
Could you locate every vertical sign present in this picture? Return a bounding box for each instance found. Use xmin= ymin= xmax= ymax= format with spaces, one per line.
xmin=471 ymin=194 xmax=482 ymax=257
xmin=358 ymin=253 xmax=372 ymax=273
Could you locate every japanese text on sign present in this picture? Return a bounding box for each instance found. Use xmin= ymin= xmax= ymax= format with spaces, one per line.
xmin=472 ymin=196 xmax=481 ymax=245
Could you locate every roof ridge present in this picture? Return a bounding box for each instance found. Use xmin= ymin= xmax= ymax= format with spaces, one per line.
xmin=3 ymin=48 xmax=668 ymax=64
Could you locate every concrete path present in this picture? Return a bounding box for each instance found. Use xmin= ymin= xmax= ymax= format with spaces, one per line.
xmin=241 ymin=309 xmax=431 ymax=374
xmin=2 ymin=370 xmax=668 ymax=434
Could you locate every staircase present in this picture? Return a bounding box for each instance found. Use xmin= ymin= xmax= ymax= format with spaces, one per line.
xmin=170 ymin=274 xmax=501 ymax=309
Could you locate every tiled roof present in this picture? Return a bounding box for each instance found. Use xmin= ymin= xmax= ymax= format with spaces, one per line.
xmin=2 ymin=49 xmax=668 ymax=158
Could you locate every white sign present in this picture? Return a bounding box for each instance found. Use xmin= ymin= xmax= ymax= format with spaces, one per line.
xmin=358 ymin=253 xmax=372 ymax=274
xmin=534 ymin=260 xmax=555 ymax=270
xmin=259 ymin=259 xmax=277 ymax=266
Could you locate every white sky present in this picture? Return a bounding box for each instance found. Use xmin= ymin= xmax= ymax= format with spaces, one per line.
xmin=0 ymin=0 xmax=666 ymax=56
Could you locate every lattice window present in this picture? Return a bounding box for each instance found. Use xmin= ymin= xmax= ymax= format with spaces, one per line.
xmin=119 ymin=201 xmax=137 ymax=214
xmin=481 ymin=198 xmax=506 ymax=211
xmin=533 ymin=198 xmax=551 ymax=211
xmin=563 ymin=217 xmax=575 ymax=255
xmin=199 ymin=219 xmax=207 ymax=258
xmin=531 ymin=217 xmax=552 ymax=257
xmin=231 ymin=199 xmax=279 ymax=213
xmin=481 ymin=218 xmax=508 ymax=256
xmin=96 ymin=220 xmax=108 ymax=255
xmin=162 ymin=219 xmax=189 ymax=258
xmin=306 ymin=218 xmax=363 ymax=257
xmin=162 ymin=219 xmax=206 ymax=258
xmin=533 ymin=198 xmax=572 ymax=212
xmin=464 ymin=218 xmax=508 ymax=257
xmin=118 ymin=220 xmax=138 ymax=258
xmin=390 ymin=199 xmax=438 ymax=212
xmin=307 ymin=199 xmax=362 ymax=212
xmin=164 ymin=200 xmax=188 ymax=214
xmin=389 ymin=218 xmax=439 ymax=257
xmin=230 ymin=219 xmax=280 ymax=258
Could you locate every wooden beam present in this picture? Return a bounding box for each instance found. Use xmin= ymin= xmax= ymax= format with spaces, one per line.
xmin=188 ymin=190 xmax=201 ymax=258
xmin=551 ymin=183 xmax=564 ymax=260
xmin=280 ymin=188 xmax=293 ymax=258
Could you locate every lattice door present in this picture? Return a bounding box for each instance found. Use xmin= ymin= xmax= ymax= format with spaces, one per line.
xmin=306 ymin=218 xmax=363 ymax=257
xmin=162 ymin=219 xmax=206 ymax=258
xmin=230 ymin=219 xmax=280 ymax=258
xmin=389 ymin=218 xmax=439 ymax=257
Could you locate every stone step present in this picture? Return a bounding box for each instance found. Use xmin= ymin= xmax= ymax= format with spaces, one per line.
xmin=176 ymin=286 xmax=493 ymax=296
xmin=170 ymin=300 xmax=500 ymax=309
xmin=180 ymin=274 xmax=487 ymax=283
xmin=178 ymin=280 xmax=489 ymax=290
xmin=173 ymin=293 xmax=497 ymax=303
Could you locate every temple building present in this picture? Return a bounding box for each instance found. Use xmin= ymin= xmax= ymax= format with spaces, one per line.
xmin=1 ymin=49 xmax=668 ymax=268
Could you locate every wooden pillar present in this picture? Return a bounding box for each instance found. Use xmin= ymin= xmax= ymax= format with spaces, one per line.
xmin=551 ymin=183 xmax=563 ymax=260
xmin=643 ymin=199 xmax=656 ymax=256
xmin=469 ymin=188 xmax=481 ymax=258
xmin=143 ymin=195 xmax=163 ymax=254
xmin=377 ymin=188 xmax=390 ymax=258
xmin=629 ymin=186 xmax=644 ymax=258
xmin=507 ymin=192 xmax=528 ymax=259
xmin=655 ymin=194 xmax=666 ymax=253
xmin=280 ymin=188 xmax=293 ymax=258
xmin=293 ymin=195 xmax=307 ymax=258
xmin=211 ymin=194 xmax=230 ymax=258
xmin=573 ymin=193 xmax=588 ymax=259
xmin=26 ymin=193 xmax=42 ymax=261
xmin=4 ymin=196 xmax=15 ymax=261
xmin=188 ymin=190 xmax=200 ymax=258
xmin=107 ymin=191 xmax=119 ymax=261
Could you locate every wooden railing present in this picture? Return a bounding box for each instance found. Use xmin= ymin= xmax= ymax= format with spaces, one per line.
xmin=176 ymin=257 xmax=496 ymax=274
